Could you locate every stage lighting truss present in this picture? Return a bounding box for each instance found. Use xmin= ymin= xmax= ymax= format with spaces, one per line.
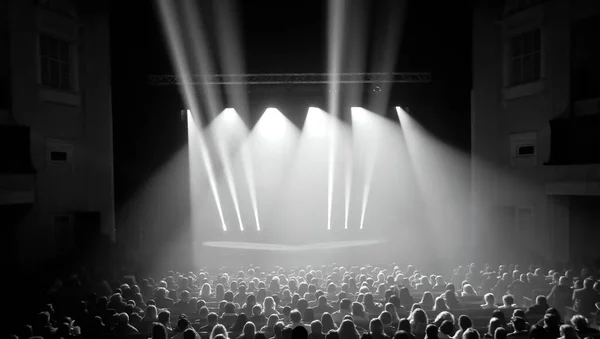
xmin=148 ymin=72 xmax=432 ymax=86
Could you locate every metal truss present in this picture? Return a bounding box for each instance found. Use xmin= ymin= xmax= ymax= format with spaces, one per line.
xmin=148 ymin=72 xmax=431 ymax=86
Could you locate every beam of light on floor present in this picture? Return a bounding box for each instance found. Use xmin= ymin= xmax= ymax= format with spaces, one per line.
xmin=351 ymin=107 xmax=380 ymax=230
xmin=306 ymin=107 xmax=334 ymax=230
xmin=213 ymin=109 xmax=245 ymax=231
xmin=157 ymin=1 xmax=226 ymax=232
xmin=242 ymin=143 xmax=261 ymax=231
xmin=344 ymin=136 xmax=353 ymax=230
xmin=187 ymin=110 xmax=227 ymax=231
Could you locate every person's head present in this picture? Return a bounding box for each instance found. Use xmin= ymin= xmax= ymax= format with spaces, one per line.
xmin=493 ymin=328 xmax=506 ymax=339
xmin=264 ymin=296 xmax=276 ymax=310
xmin=184 ymin=329 xmax=197 ymax=339
xmin=234 ymin=314 xmax=248 ymax=329
xmin=425 ymin=324 xmax=438 ymax=339
xmin=458 ymin=315 xmax=473 ymax=331
xmin=290 ymin=310 xmax=302 ymax=324
xmin=491 ymin=310 xmax=506 ymax=326
xmin=144 ymin=305 xmax=158 ymax=320
xmin=502 ymin=295 xmax=514 ymax=307
xmin=247 ymin=294 xmax=257 ymax=306
xmin=535 ymin=295 xmax=547 ymax=306
xmin=352 ymin=302 xmax=365 ymax=317
xmin=118 ymin=312 xmax=129 ymax=325
xmin=394 ymin=331 xmax=411 ymax=339
xmin=411 ymin=308 xmax=428 ymax=325
xmin=440 ymin=320 xmax=454 ymax=336
xmin=327 ymin=330 xmax=340 ymax=339
xmin=224 ymin=302 xmax=236 ymax=314
xmin=434 ymin=297 xmax=447 ymax=311
xmin=243 ymin=321 xmax=256 ymax=339
xmin=463 ymin=285 xmax=476 ymax=296
xmin=559 ymin=325 xmax=577 ymax=339
xmin=199 ymin=306 xmax=209 ymax=318
xmin=177 ymin=317 xmax=190 ymax=331
xmin=210 ymin=324 xmax=228 ymax=339
xmin=292 ymin=326 xmax=309 ymax=339
xmin=311 ymin=320 xmax=323 ymax=334
xmin=558 ymin=276 xmax=568 ymax=286
xmin=364 ymin=293 xmax=375 ymax=305
xmin=265 ymin=314 xmax=279 ymax=329
xmin=398 ymin=318 xmax=411 ymax=333
xmin=152 ymin=323 xmax=168 ymax=339
xmin=529 ymin=325 xmax=547 ymax=339
xmin=207 ymin=312 xmax=218 ymax=325
xmin=484 ymin=293 xmax=495 ymax=305
xmin=570 ymin=315 xmax=588 ymax=331
xmin=421 ymin=292 xmax=434 ymax=306
xmin=340 ymin=299 xmax=352 ymax=311
xmin=545 ymin=307 xmax=561 ymax=319
xmin=543 ymin=314 xmax=560 ymax=331
xmin=274 ymin=322 xmax=285 ymax=339
xmin=462 ymin=328 xmax=480 ymax=339
xmin=158 ymin=310 xmax=171 ymax=325
xmin=321 ymin=313 xmax=336 ymax=332
xmin=379 ymin=311 xmax=393 ymax=326
xmin=433 ymin=311 xmax=455 ymax=328
xmin=370 ymin=318 xmax=384 ymax=334
xmin=338 ymin=319 xmax=359 ymax=339
xmin=252 ymin=304 xmax=262 ymax=316
xmin=511 ymin=317 xmax=526 ymax=332
xmin=487 ymin=318 xmax=502 ymax=336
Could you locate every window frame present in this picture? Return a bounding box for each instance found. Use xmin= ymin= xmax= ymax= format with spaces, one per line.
xmin=508 ymin=28 xmax=542 ymax=86
xmin=38 ymin=33 xmax=74 ymax=91
xmin=501 ymin=4 xmax=545 ymax=100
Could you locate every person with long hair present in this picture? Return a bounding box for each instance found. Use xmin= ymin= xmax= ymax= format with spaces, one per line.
xmin=237 ymin=322 xmax=256 ymax=339
xmin=409 ymin=309 xmax=428 ymax=337
xmin=483 ymin=318 xmax=502 ymax=339
xmin=425 ymin=324 xmax=439 ymax=339
xmin=216 ymin=284 xmax=225 ymax=302
xmin=152 ymin=323 xmax=168 ymax=339
xmin=433 ymin=312 xmax=455 ymax=328
xmin=364 ymin=293 xmax=383 ymax=316
xmin=452 ymin=315 xmax=472 ymax=339
xmin=261 ymin=314 xmax=280 ymax=338
xmin=433 ymin=297 xmax=448 ymax=313
xmin=200 ymin=283 xmax=212 ymax=300
xmin=399 ymin=288 xmax=414 ymax=310
xmin=210 ymin=325 xmax=229 ymax=339
xmin=337 ymin=319 xmax=360 ymax=339
xmin=138 ymin=305 xmax=159 ymax=334
xmin=443 ymin=290 xmax=460 ymax=310
xmin=231 ymin=314 xmax=249 ymax=333
xmin=369 ymin=318 xmax=390 ymax=339
xmin=461 ymin=285 xmax=477 ymax=297
xmin=398 ymin=319 xmax=416 ymax=339
xmin=321 ymin=313 xmax=338 ymax=333
xmin=420 ymin=292 xmax=435 ymax=311
xmin=351 ymin=302 xmax=370 ymax=329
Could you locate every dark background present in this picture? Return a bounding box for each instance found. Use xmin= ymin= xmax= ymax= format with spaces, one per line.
xmin=109 ymin=0 xmax=472 ymax=248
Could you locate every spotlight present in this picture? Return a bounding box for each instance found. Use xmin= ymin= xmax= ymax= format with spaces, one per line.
xmin=258 ymin=108 xmax=286 ymax=141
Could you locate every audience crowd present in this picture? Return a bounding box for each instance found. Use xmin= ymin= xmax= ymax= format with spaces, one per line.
xmin=12 ymin=263 xmax=600 ymax=339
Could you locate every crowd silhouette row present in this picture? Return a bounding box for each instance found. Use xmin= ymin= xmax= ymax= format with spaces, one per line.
xmin=16 ymin=263 xmax=600 ymax=339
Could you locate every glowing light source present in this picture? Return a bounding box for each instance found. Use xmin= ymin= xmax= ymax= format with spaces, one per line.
xmin=305 ymin=107 xmax=329 ymax=137
xmin=258 ymin=108 xmax=287 ymax=141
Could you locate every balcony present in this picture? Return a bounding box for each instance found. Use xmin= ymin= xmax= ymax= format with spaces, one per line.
xmin=547 ymin=115 xmax=600 ymax=165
